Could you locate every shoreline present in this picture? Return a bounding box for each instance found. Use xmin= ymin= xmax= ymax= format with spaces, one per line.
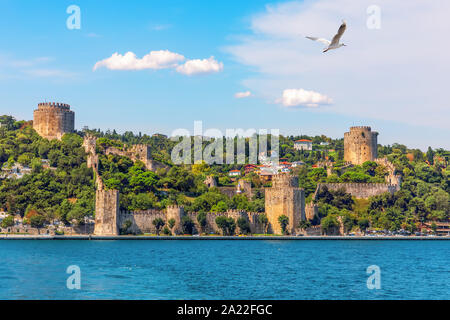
xmin=0 ymin=235 xmax=449 ymax=240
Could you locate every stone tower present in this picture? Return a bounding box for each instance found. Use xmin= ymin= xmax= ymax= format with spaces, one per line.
xmin=94 ymin=185 xmax=120 ymax=236
xmin=265 ymin=174 xmax=305 ymax=235
xmin=33 ymin=102 xmax=75 ymax=140
xmin=166 ymin=205 xmax=185 ymax=235
xmin=344 ymin=126 xmax=378 ymax=165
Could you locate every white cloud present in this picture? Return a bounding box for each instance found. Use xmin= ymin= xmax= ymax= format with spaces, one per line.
xmin=93 ymin=50 xmax=185 ymax=71
xmin=234 ymin=91 xmax=252 ymax=98
xmin=278 ymin=88 xmax=332 ymax=107
xmin=176 ymin=57 xmax=223 ymax=75
xmin=225 ymin=0 xmax=450 ymax=129
xmin=151 ymin=24 xmax=171 ymax=31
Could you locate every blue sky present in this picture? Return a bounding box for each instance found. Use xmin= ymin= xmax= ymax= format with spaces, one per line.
xmin=0 ymin=0 xmax=448 ymax=150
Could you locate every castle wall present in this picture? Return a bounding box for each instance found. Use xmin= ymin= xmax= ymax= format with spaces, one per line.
xmin=105 ymin=145 xmax=167 ymax=172
xmin=344 ymin=126 xmax=378 ymax=165
xmin=315 ymin=183 xmax=399 ymax=199
xmin=115 ymin=207 xmax=265 ymax=235
xmin=33 ymin=102 xmax=74 ymax=140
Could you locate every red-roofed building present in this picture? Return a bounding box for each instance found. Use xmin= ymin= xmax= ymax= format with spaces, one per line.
xmin=244 ymin=164 xmax=258 ymax=174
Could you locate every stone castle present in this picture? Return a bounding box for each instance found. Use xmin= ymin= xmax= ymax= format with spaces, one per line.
xmin=84 ymin=135 xmax=308 ymax=236
xmin=344 ymin=126 xmax=378 ymax=165
xmin=33 ymin=102 xmax=74 ymax=140
xmin=29 ymin=106 xmax=401 ymax=236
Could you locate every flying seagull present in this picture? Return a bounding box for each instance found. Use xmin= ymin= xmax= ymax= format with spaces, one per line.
xmin=306 ymin=20 xmax=347 ymax=53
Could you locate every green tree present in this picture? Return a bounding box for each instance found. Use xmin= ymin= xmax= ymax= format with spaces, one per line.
xmin=258 ymin=214 xmax=269 ymax=234
xmin=168 ymin=218 xmax=176 ymax=230
xmin=152 ymin=218 xmax=165 ymax=235
xmin=426 ymin=147 xmax=434 ymax=165
xmin=215 ymin=216 xmax=236 ymax=236
xmin=278 ymin=215 xmax=289 ymax=235
xmin=120 ymin=220 xmax=132 ymax=235
xmin=321 ymin=215 xmax=339 ymax=235
xmin=30 ymin=215 xmax=46 ymax=228
xmin=237 ymin=217 xmax=251 ymax=235
xmin=1 ymin=215 xmax=14 ymax=228
xmin=162 ymin=226 xmax=171 ymax=235
xmin=181 ymin=216 xmax=195 ymax=235
xmin=298 ymin=220 xmax=311 ymax=231
xmin=358 ymin=218 xmax=370 ymax=235
xmin=197 ymin=212 xmax=207 ymax=234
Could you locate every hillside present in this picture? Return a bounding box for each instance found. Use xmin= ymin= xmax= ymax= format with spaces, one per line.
xmin=0 ymin=115 xmax=449 ymax=233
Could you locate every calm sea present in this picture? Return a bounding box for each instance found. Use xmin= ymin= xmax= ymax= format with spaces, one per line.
xmin=0 ymin=240 xmax=448 ymax=299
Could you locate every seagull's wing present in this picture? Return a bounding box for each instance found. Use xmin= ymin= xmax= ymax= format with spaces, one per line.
xmin=305 ymin=36 xmax=331 ymax=45
xmin=330 ymin=21 xmax=347 ymax=46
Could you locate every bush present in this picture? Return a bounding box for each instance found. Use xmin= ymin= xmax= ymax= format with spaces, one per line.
xmin=278 ymin=215 xmax=289 ymax=235
xmin=215 ymin=216 xmax=236 ymax=236
xmin=1 ymin=215 xmax=14 ymax=228
xmin=181 ymin=216 xmax=195 ymax=235
xmin=152 ymin=218 xmax=165 ymax=235
xmin=237 ymin=217 xmax=251 ymax=234
xmin=197 ymin=212 xmax=207 ymax=233
xmin=162 ymin=226 xmax=171 ymax=235
xmin=30 ymin=215 xmax=46 ymax=228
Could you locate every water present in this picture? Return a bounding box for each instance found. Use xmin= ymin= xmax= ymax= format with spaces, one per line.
xmin=0 ymin=240 xmax=448 ymax=299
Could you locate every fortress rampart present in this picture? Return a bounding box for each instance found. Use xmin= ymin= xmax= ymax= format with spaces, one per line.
xmin=117 ymin=206 xmax=265 ymax=235
xmin=33 ymin=102 xmax=74 ymax=140
xmin=105 ymin=145 xmax=167 ymax=171
xmin=314 ymin=182 xmax=399 ymax=199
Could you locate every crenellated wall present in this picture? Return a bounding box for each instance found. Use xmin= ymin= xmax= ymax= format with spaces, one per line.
xmin=105 ymin=144 xmax=167 ymax=171
xmin=314 ymin=183 xmax=399 ymax=199
xmin=116 ymin=206 xmax=265 ymax=235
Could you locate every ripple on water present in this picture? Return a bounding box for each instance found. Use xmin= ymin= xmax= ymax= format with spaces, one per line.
xmin=0 ymin=240 xmax=448 ymax=299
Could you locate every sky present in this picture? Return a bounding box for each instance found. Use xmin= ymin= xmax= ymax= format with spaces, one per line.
xmin=0 ymin=0 xmax=448 ymax=150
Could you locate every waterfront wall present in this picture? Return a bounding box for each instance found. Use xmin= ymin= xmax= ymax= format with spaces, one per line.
xmin=116 ymin=207 xmax=265 ymax=235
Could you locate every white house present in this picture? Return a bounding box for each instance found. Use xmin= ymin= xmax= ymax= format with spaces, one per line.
xmin=294 ymin=139 xmax=313 ymax=151
xmin=228 ymin=170 xmax=241 ymax=177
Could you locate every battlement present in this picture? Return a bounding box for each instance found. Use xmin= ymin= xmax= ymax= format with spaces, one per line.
xmin=167 ymin=205 xmax=184 ymax=210
xmin=271 ymin=174 xmax=299 ymax=188
xmin=37 ymin=102 xmax=71 ymax=110
xmin=349 ymin=126 xmax=372 ymax=131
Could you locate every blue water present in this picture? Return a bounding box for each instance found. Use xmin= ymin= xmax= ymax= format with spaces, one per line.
xmin=0 ymin=240 xmax=448 ymax=299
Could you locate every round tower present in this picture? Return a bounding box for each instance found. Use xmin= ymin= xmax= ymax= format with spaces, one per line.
xmin=33 ymin=102 xmax=75 ymax=140
xmin=344 ymin=126 xmax=378 ymax=165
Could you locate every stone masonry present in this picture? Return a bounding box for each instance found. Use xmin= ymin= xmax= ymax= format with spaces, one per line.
xmin=33 ymin=102 xmax=74 ymax=140
xmin=344 ymin=126 xmax=378 ymax=165
xmin=264 ymin=174 xmax=306 ymax=235
xmin=105 ymin=145 xmax=166 ymax=171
